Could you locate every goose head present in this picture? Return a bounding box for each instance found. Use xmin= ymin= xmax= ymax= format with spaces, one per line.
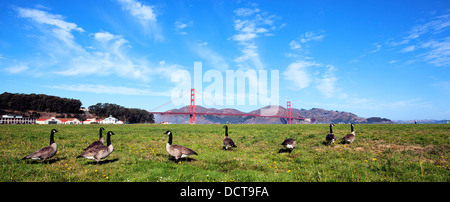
xmin=51 ymin=129 xmax=58 ymax=133
xmin=107 ymin=131 xmax=115 ymax=136
xmin=164 ymin=130 xmax=172 ymax=135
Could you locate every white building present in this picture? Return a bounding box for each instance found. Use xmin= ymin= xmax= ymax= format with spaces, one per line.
xmin=60 ymin=118 xmax=81 ymax=124
xmin=36 ymin=117 xmax=62 ymax=124
xmin=100 ymin=115 xmax=123 ymax=124
xmin=83 ymin=118 xmax=100 ymax=124
xmin=1 ymin=115 xmax=36 ymax=124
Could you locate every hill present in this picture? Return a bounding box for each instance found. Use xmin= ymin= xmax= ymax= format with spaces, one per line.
xmin=154 ymin=105 xmax=392 ymax=124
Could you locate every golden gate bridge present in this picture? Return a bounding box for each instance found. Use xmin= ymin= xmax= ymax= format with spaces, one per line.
xmin=149 ymin=88 xmax=311 ymax=124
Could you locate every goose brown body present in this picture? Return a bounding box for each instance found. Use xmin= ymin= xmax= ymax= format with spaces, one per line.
xmin=342 ymin=123 xmax=356 ymax=144
xmin=325 ymin=123 xmax=336 ymax=145
xmin=84 ymin=127 xmax=105 ymax=150
xmin=77 ymin=131 xmax=115 ymax=163
xmin=22 ymin=129 xmax=58 ymax=162
xmin=83 ymin=127 xmax=105 ymax=151
xmin=281 ymin=138 xmax=296 ymax=153
xmin=164 ymin=130 xmax=197 ymax=161
xmin=223 ymin=125 xmax=237 ymax=150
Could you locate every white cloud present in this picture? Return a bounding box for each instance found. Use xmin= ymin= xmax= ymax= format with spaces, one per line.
xmin=3 ymin=64 xmax=29 ymax=74
xmin=400 ymin=45 xmax=415 ymax=53
xmin=234 ymin=7 xmax=260 ymax=17
xmin=289 ymin=40 xmax=302 ymax=50
xmin=282 ymin=61 xmax=319 ymax=89
xmin=13 ymin=7 xmax=183 ymax=82
xmin=116 ymin=0 xmax=163 ymax=41
xmin=175 ymin=19 xmax=193 ymax=35
xmin=117 ymin=0 xmax=156 ymax=22
xmin=231 ymin=6 xmax=282 ymax=69
xmin=193 ymin=41 xmax=229 ymax=71
xmin=387 ymin=12 xmax=450 ymax=67
xmin=94 ymin=31 xmax=116 ymax=42
xmin=288 ymin=31 xmax=325 ymax=52
xmin=300 ymin=32 xmax=325 ymax=43
xmin=50 ymin=84 xmax=169 ymax=96
xmin=16 ymin=7 xmax=85 ymax=52
xmin=315 ymin=65 xmax=347 ymax=99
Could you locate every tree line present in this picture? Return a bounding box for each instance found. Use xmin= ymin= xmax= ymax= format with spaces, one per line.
xmin=0 ymin=92 xmax=82 ymax=113
xmin=88 ymin=103 xmax=154 ymax=124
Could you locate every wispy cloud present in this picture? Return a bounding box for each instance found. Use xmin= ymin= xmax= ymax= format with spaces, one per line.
xmin=192 ymin=41 xmax=229 ymax=71
xmin=289 ymin=31 xmax=325 ymax=51
xmin=16 ymin=7 xmax=85 ymax=52
xmin=12 ymin=7 xmax=182 ymax=82
xmin=174 ymin=19 xmax=193 ymax=35
xmin=282 ymin=61 xmax=318 ymax=89
xmin=282 ymin=60 xmax=347 ymax=99
xmin=116 ymin=0 xmax=163 ymax=41
xmin=387 ymin=12 xmax=450 ymax=67
xmin=230 ymin=5 xmax=282 ymax=69
xmin=50 ymin=84 xmax=170 ymax=96
xmin=315 ymin=65 xmax=347 ymax=99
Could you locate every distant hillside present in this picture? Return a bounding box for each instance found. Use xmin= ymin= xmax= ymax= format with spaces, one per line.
xmin=154 ymin=105 xmax=393 ymax=124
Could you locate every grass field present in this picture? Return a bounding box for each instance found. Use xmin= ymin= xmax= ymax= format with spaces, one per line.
xmin=0 ymin=124 xmax=448 ymax=182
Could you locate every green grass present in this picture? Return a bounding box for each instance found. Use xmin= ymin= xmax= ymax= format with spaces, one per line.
xmin=0 ymin=124 xmax=449 ymax=182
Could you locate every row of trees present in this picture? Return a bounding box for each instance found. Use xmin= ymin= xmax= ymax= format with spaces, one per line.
xmin=0 ymin=92 xmax=82 ymax=113
xmin=88 ymin=103 xmax=154 ymax=124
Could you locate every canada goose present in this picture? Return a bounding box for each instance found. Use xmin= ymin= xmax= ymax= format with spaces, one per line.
xmin=280 ymin=138 xmax=296 ymax=153
xmin=342 ymin=123 xmax=356 ymax=144
xmin=22 ymin=129 xmax=58 ymax=162
xmin=77 ymin=131 xmax=115 ymax=164
xmin=223 ymin=125 xmax=237 ymax=150
xmin=325 ymin=123 xmax=336 ymax=145
xmin=164 ymin=130 xmax=197 ymax=162
xmin=83 ymin=127 xmax=105 ymax=151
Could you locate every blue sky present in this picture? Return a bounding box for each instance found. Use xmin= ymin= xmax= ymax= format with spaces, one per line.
xmin=1 ymin=0 xmax=450 ymax=120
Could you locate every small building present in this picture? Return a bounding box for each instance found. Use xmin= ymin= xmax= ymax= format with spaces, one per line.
xmin=1 ymin=115 xmax=36 ymax=124
xmin=36 ymin=117 xmax=62 ymax=124
xmin=83 ymin=118 xmax=100 ymax=124
xmin=60 ymin=118 xmax=81 ymax=124
xmin=100 ymin=115 xmax=124 ymax=124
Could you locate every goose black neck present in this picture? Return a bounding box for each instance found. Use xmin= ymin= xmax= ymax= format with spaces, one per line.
xmin=225 ymin=126 xmax=228 ymax=137
xmin=107 ymin=133 xmax=112 ymax=146
xmin=330 ymin=124 xmax=333 ymax=134
xmin=168 ymin=133 xmax=172 ymax=145
xmin=50 ymin=131 xmax=55 ymax=145
xmin=351 ymin=124 xmax=354 ymax=132
xmin=99 ymin=128 xmax=103 ymax=139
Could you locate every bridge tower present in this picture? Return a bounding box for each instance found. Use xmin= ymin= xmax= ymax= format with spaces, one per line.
xmin=189 ymin=88 xmax=196 ymax=124
xmin=286 ymin=101 xmax=292 ymax=124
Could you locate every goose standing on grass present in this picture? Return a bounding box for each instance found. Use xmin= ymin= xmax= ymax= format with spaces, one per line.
xmin=77 ymin=131 xmax=115 ymax=164
xmin=342 ymin=123 xmax=356 ymax=144
xmin=325 ymin=123 xmax=336 ymax=146
xmin=280 ymin=138 xmax=296 ymax=153
xmin=22 ymin=129 xmax=59 ymax=162
xmin=164 ymin=130 xmax=198 ymax=162
xmin=83 ymin=127 xmax=105 ymax=151
xmin=223 ymin=125 xmax=237 ymax=150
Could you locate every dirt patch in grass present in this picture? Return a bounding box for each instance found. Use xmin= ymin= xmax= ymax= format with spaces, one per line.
xmin=375 ymin=144 xmax=433 ymax=153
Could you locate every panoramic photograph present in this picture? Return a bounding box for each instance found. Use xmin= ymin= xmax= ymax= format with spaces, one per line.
xmin=1 ymin=0 xmax=449 ymax=192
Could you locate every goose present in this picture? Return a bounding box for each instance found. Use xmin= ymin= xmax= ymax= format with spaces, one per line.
xmin=325 ymin=123 xmax=336 ymax=146
xmin=77 ymin=131 xmax=115 ymax=164
xmin=342 ymin=123 xmax=356 ymax=144
xmin=280 ymin=138 xmax=296 ymax=153
xmin=22 ymin=129 xmax=59 ymax=162
xmin=83 ymin=127 xmax=105 ymax=151
xmin=222 ymin=125 xmax=237 ymax=150
xmin=164 ymin=130 xmax=197 ymax=162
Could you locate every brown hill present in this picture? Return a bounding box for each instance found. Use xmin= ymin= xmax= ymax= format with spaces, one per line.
xmin=154 ymin=105 xmax=392 ymax=124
